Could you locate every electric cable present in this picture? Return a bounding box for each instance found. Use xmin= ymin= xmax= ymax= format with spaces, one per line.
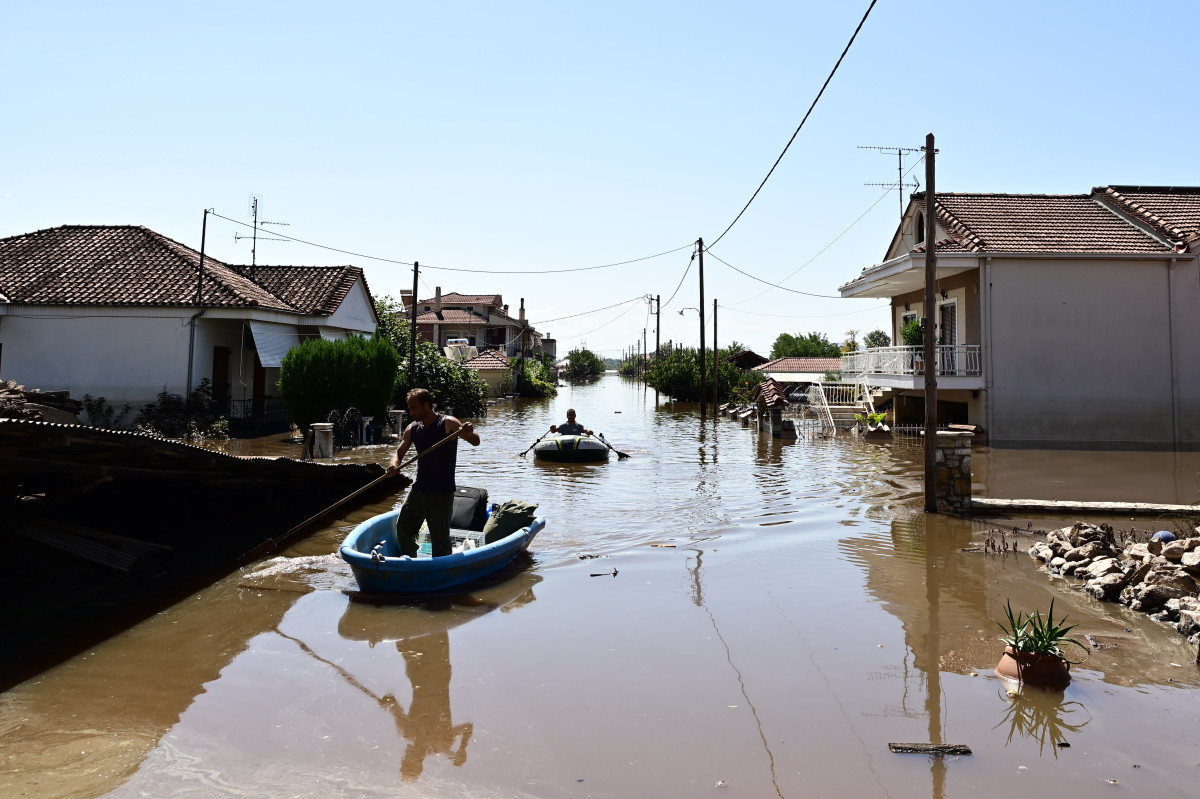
xmin=660 ymin=246 xmax=697 ymax=311
xmin=705 ymin=250 xmax=844 ymax=298
xmin=708 ymin=0 xmax=879 ymax=250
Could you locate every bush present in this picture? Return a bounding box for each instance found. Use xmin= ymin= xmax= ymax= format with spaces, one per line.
xmin=563 ymin=347 xmax=605 ymax=381
xmin=278 ymin=334 xmax=401 ymax=429
xmin=135 ymin=378 xmax=228 ymax=442
xmin=513 ymin=354 xmax=557 ymax=398
xmin=900 ymin=319 xmax=924 ymax=346
xmin=647 ymin=346 xmax=764 ymax=403
xmin=863 ymin=329 xmax=891 ymax=349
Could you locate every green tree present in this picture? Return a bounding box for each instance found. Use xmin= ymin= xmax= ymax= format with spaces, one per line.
xmin=841 ymin=329 xmax=859 ymax=353
xmin=563 ymin=346 xmax=605 ymax=381
xmin=278 ymin=334 xmax=401 ymax=429
xmin=373 ymin=296 xmax=489 ymax=418
xmin=512 ymin=354 xmax=557 ymax=398
xmin=769 ymin=331 xmax=841 ymax=359
xmin=863 ymin=329 xmax=891 ymax=349
xmin=646 ymin=345 xmax=764 ymax=403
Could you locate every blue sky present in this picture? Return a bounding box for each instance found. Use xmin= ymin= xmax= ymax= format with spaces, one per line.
xmin=4 ymin=1 xmax=1199 ymax=357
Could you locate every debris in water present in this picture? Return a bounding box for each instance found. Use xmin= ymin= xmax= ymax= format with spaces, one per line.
xmin=1057 ymin=741 xmax=1070 ymax=748
xmin=888 ymin=743 xmax=972 ymax=756
xmin=652 ymin=544 xmax=676 ymax=548
xmin=590 ymin=569 xmax=618 ymax=578
xmin=715 ymin=780 xmax=727 ymax=787
xmin=1106 ymin=778 xmax=1119 ymax=784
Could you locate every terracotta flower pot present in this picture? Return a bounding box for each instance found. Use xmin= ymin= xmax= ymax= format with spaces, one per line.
xmin=995 ymin=645 xmax=1071 ymax=689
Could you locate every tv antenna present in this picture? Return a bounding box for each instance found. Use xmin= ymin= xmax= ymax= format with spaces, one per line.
xmin=859 ymin=146 xmax=921 ymax=221
xmin=235 ymin=194 xmax=290 ymax=277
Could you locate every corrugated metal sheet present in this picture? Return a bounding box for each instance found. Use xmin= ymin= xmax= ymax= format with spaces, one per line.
xmin=248 ymin=320 xmax=301 ymax=367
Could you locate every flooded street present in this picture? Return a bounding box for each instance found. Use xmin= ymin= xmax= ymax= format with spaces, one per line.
xmin=3 ymin=374 xmax=1200 ymax=798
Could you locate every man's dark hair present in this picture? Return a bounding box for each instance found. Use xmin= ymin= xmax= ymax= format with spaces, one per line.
xmin=407 ymin=388 xmax=434 ymax=407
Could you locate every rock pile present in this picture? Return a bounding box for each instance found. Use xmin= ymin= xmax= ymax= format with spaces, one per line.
xmin=0 ymin=380 xmax=82 ymax=423
xmin=1030 ymin=522 xmax=1200 ymax=647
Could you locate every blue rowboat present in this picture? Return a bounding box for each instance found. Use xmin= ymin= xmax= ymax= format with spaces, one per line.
xmin=340 ymin=509 xmax=544 ymax=594
xmin=532 ymin=434 xmax=609 ymax=462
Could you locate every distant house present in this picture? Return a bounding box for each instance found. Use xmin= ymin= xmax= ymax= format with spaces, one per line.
xmin=838 ymin=186 xmax=1200 ymax=447
xmin=729 ymin=349 xmax=769 ymax=369
xmin=753 ymin=357 xmax=843 ymax=385
xmin=0 ymin=225 xmax=378 ymax=426
xmin=410 ymin=288 xmax=543 ymax=358
xmin=461 ymin=348 xmax=513 ymax=397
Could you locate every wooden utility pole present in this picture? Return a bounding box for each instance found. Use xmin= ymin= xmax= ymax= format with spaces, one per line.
xmin=408 ymin=261 xmax=419 ymax=393
xmin=923 ymin=133 xmax=939 ymax=513
xmin=654 ymin=294 xmax=661 ymax=403
xmin=642 ymin=328 xmax=647 ymax=384
xmin=712 ymin=299 xmax=719 ymax=410
xmin=698 ymin=237 xmax=707 ymax=421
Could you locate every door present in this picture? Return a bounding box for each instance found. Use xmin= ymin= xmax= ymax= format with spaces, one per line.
xmin=938 ymin=301 xmax=958 ymax=375
xmin=252 ymin=352 xmax=266 ymax=418
xmin=212 ymin=347 xmax=231 ymax=405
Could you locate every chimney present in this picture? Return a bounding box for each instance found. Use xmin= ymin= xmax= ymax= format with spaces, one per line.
xmin=519 ymin=298 xmax=525 ymax=323
xmin=434 ymin=286 xmax=442 ymax=314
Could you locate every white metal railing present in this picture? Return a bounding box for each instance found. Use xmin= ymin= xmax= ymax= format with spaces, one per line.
xmin=841 ymin=345 xmax=982 ymax=377
xmin=805 ymin=384 xmax=835 ymax=432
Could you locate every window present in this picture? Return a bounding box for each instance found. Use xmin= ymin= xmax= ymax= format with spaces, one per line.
xmin=915 ymin=211 xmax=925 ymax=244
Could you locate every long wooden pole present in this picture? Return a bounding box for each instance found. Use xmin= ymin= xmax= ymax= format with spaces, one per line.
xmin=408 ymin=261 xmax=419 ymax=393
xmin=712 ymin=299 xmax=718 ymax=410
xmin=654 ymin=294 xmax=660 ymax=405
xmin=698 ymin=237 xmax=706 ymax=421
xmin=923 ymin=133 xmax=939 ymax=513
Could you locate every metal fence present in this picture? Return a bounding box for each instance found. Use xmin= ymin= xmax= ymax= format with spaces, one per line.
xmin=842 ymin=345 xmax=982 ymax=377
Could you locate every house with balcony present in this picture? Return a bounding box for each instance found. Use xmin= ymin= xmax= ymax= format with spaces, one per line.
xmin=410 ymin=289 xmax=542 ymax=358
xmin=837 ymin=187 xmax=1200 ymax=448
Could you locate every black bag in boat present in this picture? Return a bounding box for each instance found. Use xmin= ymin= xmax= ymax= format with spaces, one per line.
xmin=450 ymin=486 xmax=489 ymax=531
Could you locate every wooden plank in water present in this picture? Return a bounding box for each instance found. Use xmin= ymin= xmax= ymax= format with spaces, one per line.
xmin=889 ymin=743 xmax=972 ymax=756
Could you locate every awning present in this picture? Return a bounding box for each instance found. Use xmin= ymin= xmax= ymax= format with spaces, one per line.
xmin=318 ymin=326 xmax=350 ymax=341
xmin=248 ymin=321 xmax=302 ymax=367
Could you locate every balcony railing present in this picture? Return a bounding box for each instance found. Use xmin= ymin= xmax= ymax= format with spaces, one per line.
xmin=842 ymin=345 xmax=982 ymax=377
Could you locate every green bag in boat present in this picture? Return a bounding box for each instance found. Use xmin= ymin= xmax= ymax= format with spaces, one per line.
xmin=482 ymin=500 xmax=540 ymax=544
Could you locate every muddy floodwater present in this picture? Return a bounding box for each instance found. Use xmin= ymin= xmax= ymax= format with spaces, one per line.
xmin=4 ymin=375 xmax=1200 ymax=798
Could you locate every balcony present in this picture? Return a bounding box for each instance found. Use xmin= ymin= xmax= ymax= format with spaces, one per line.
xmin=842 ymin=345 xmax=984 ymax=389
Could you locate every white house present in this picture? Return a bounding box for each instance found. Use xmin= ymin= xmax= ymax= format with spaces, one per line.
xmin=0 ymin=225 xmax=379 ymax=425
xmin=838 ymin=187 xmax=1200 ymax=448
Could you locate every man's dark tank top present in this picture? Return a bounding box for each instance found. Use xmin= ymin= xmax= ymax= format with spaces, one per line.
xmin=411 ymin=414 xmax=457 ymax=493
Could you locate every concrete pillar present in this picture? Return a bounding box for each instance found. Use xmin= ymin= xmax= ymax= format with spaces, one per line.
xmin=770 ymin=406 xmax=784 ymax=438
xmin=388 ymin=409 xmax=404 ymax=438
xmin=311 ymin=422 xmax=334 ymax=459
xmin=934 ymin=431 xmax=974 ymax=512
xmin=361 ymin=416 xmax=374 ymax=444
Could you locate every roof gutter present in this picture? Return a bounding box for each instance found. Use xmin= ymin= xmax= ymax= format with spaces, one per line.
xmin=186 ymin=210 xmax=210 ymax=398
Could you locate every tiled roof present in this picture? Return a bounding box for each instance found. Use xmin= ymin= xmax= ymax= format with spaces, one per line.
xmin=417 ymin=292 xmax=503 ymax=307
xmin=0 ymin=225 xmax=366 ymax=315
xmin=912 ymin=192 xmax=1170 ymax=254
xmin=1094 ymin=186 xmax=1200 ymax=245
xmin=249 ymin=265 xmax=368 ymax=315
xmin=911 ymin=238 xmax=971 ymax=254
xmin=754 ymin=357 xmax=843 ymax=373
xmin=753 ymin=377 xmax=789 ymax=407
xmin=462 ymin=349 xmax=511 ymax=370
xmin=416 ymin=309 xmax=490 ymax=324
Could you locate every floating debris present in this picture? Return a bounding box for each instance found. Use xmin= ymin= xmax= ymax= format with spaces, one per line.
xmin=888 ymin=743 xmax=972 ymax=756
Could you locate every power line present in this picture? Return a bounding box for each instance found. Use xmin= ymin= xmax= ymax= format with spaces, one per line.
xmin=708 ymin=0 xmax=879 ymax=250
xmin=207 ymin=210 xmax=692 ymax=275
xmin=718 ymin=303 xmax=889 ymax=319
xmin=532 ymin=295 xmax=646 ymax=326
xmin=728 ymin=154 xmax=925 ymax=307
xmin=660 ymin=246 xmax=697 ymax=311
xmin=705 ymin=250 xmax=843 ymax=298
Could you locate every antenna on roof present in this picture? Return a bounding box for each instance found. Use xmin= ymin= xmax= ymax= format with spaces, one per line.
xmin=234 ymin=194 xmax=290 ymax=280
xmin=859 ymin=146 xmax=921 ymax=221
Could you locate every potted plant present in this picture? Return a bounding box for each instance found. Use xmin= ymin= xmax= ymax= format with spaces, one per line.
xmin=900 ymin=319 xmax=924 ymax=373
xmin=993 ymin=599 xmax=1089 ymax=688
xmin=854 ymin=411 xmax=890 ymax=433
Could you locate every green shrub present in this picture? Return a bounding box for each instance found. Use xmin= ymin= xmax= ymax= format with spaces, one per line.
xmin=135 ymin=378 xmax=228 ymax=442
xmin=513 ymin=354 xmax=557 ymax=398
xmin=901 ymin=319 xmax=924 ymax=346
xmin=647 ymin=346 xmax=764 ymax=403
xmin=278 ymin=334 xmax=401 ymax=429
xmin=563 ymin=347 xmax=605 ymax=381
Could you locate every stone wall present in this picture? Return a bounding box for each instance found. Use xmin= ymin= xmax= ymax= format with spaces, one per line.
xmin=934 ymin=431 xmax=973 ymax=512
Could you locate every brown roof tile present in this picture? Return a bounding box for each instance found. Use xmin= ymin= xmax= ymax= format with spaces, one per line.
xmin=462 ymin=349 xmax=511 ymax=370
xmin=0 ymin=225 xmax=367 ymax=313
xmin=753 ymin=377 xmax=789 ymax=407
xmin=754 ymin=357 xmax=843 ymax=373
xmin=416 ymin=292 xmax=503 ymax=307
xmin=911 ymin=192 xmax=1169 ymax=254
xmin=416 ymin=309 xmax=490 ymax=324
xmin=1094 ymin=185 xmax=1200 ymax=245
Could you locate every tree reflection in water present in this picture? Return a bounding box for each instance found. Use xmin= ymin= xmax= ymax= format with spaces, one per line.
xmin=994 ymin=686 xmax=1092 ymax=757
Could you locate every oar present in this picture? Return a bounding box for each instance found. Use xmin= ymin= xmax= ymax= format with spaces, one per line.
xmin=519 ymin=429 xmax=554 ymax=457
xmin=597 ymin=433 xmax=631 ymax=459
xmin=239 ymin=427 xmax=464 ymax=564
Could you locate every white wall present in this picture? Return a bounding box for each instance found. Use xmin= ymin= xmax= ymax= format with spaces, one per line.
xmin=325 ymin=280 xmax=377 ymax=334
xmin=0 ymin=310 xmax=191 ymax=413
xmin=986 ymin=257 xmax=1197 ymax=446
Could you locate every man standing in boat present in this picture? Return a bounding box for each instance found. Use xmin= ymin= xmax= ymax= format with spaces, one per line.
xmin=386 ymin=388 xmax=480 ymax=557
xmin=550 ymin=408 xmax=592 ymax=437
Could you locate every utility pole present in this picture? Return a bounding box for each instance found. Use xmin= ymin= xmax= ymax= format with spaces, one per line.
xmin=187 ymin=208 xmax=209 ymax=399
xmin=654 ymin=294 xmax=661 ymax=404
xmin=408 ymin=261 xmax=419 ymax=393
xmin=698 ymin=237 xmax=706 ymax=421
xmin=642 ymin=327 xmax=647 ymax=385
xmin=923 ymin=133 xmax=939 ymax=513
xmin=712 ymin=299 xmax=718 ymax=411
